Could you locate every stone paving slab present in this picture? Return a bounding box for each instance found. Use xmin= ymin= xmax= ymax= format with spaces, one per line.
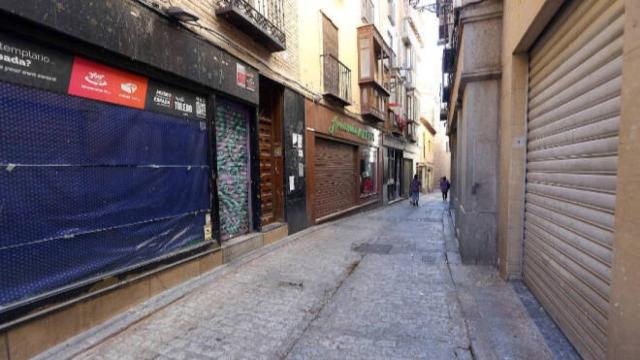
xmin=38 ymin=193 xmax=578 ymax=360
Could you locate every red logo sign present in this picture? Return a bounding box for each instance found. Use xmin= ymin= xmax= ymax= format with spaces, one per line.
xmin=68 ymin=57 xmax=148 ymax=109
xmin=236 ymin=63 xmax=246 ymax=89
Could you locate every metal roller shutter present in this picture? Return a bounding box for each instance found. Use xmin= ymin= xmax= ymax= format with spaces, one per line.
xmin=524 ymin=0 xmax=624 ymax=359
xmin=314 ymin=138 xmax=356 ymax=220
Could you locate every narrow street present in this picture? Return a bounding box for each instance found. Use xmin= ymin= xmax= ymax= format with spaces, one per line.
xmin=40 ymin=194 xmax=577 ymax=360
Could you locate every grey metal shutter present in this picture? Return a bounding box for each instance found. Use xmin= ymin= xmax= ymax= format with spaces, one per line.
xmin=524 ymin=0 xmax=624 ymax=359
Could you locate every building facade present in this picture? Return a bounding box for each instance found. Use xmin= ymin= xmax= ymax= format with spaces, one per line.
xmin=297 ymin=0 xmax=425 ymax=223
xmin=0 ymin=0 xmax=436 ymax=358
xmin=0 ymin=1 xmax=306 ymax=358
xmin=441 ymin=0 xmax=502 ymax=266
xmin=439 ymin=0 xmax=640 ymax=358
xmin=417 ymin=117 xmax=437 ymax=192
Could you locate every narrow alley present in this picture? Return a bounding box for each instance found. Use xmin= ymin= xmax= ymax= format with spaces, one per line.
xmin=38 ymin=195 xmax=577 ymax=360
xmin=1 ymin=0 xmax=640 ymax=358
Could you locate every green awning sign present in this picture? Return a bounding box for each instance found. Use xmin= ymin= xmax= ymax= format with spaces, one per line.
xmin=328 ymin=116 xmax=374 ymax=142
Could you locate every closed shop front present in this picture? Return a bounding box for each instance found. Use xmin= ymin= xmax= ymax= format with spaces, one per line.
xmin=216 ymin=99 xmax=252 ymax=240
xmin=383 ymin=134 xmax=413 ymax=203
xmin=306 ymin=101 xmax=381 ymax=224
xmin=523 ymin=1 xmax=623 ymax=358
xmin=0 ymin=33 xmax=212 ymax=311
xmin=314 ymin=138 xmax=357 ymax=219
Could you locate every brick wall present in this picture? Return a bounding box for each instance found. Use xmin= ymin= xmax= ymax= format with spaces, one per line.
xmin=160 ymin=0 xmax=301 ymax=89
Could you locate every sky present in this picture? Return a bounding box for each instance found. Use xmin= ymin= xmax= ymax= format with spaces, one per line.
xmin=415 ymin=9 xmax=443 ymax=123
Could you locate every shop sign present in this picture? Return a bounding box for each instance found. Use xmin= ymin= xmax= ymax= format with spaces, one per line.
xmin=145 ymin=80 xmax=207 ymax=120
xmin=328 ymin=116 xmax=374 ymax=142
xmin=0 ymin=33 xmax=208 ymax=117
xmin=236 ymin=63 xmax=246 ymax=89
xmin=246 ymin=72 xmax=256 ymax=92
xmin=0 ymin=32 xmax=73 ymax=93
xmin=68 ymin=57 xmax=148 ymax=109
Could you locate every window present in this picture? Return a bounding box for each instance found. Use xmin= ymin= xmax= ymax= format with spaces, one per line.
xmin=387 ymin=148 xmax=397 ymax=183
xmin=387 ymin=31 xmax=393 ymax=53
xmin=388 ymin=0 xmax=396 ymax=25
xmin=361 ymin=147 xmax=377 ymax=195
xmin=406 ymin=93 xmax=414 ymax=121
xmin=322 ymin=14 xmax=339 ymax=57
xmin=423 ymin=133 xmax=427 ymax=158
xmin=404 ymin=45 xmax=412 ymax=69
xmin=361 ymin=0 xmax=374 ymax=24
xmin=359 ymin=38 xmax=371 ymax=78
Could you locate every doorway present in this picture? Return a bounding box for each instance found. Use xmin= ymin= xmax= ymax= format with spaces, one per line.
xmin=215 ymin=98 xmax=251 ymax=240
xmin=258 ymin=78 xmax=285 ymax=227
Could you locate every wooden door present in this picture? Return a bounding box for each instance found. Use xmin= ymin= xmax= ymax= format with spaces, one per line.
xmin=258 ymin=114 xmax=275 ymax=225
xmin=258 ymin=80 xmax=284 ymax=227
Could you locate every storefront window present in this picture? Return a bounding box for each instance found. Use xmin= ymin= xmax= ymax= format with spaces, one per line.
xmin=360 ymin=147 xmax=377 ymax=195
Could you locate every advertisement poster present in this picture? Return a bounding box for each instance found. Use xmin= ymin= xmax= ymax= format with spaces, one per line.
xmin=245 ymin=72 xmax=255 ymax=92
xmin=236 ymin=63 xmax=246 ymax=89
xmin=68 ymin=57 xmax=148 ymax=109
xmin=0 ymin=33 xmax=209 ymax=119
xmin=145 ymin=80 xmax=207 ymax=120
xmin=0 ymin=32 xmax=73 ymax=93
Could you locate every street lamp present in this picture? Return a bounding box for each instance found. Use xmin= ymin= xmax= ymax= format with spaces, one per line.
xmin=165 ymin=6 xmax=199 ymax=22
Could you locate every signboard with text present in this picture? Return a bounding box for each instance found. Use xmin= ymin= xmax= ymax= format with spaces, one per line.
xmin=0 ymin=32 xmax=73 ymax=93
xmin=0 ymin=33 xmax=208 ymax=119
xmin=236 ymin=63 xmax=246 ymax=89
xmin=306 ymin=99 xmax=380 ymax=146
xmin=68 ymin=57 xmax=148 ymax=109
xmin=145 ymin=80 xmax=207 ymax=120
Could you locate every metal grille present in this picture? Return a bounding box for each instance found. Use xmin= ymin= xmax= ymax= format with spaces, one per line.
xmin=216 ymin=99 xmax=250 ymax=240
xmin=216 ymin=0 xmax=286 ymax=47
xmin=321 ymin=54 xmax=352 ymax=104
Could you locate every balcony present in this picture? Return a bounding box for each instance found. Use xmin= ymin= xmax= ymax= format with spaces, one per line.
xmin=407 ymin=122 xmax=418 ymax=143
xmin=321 ymin=54 xmax=352 ymax=106
xmin=216 ymin=0 xmax=286 ymax=52
xmin=440 ymin=103 xmax=448 ymax=121
xmin=404 ymin=70 xmax=416 ymax=90
xmin=391 ymin=113 xmax=404 ymax=135
xmin=442 ymin=84 xmax=451 ymax=104
xmin=361 ymin=86 xmax=387 ymax=123
xmin=443 ymin=48 xmax=455 ymax=73
xmin=401 ymin=17 xmax=411 ymax=44
xmin=358 ymin=24 xmax=392 ymax=123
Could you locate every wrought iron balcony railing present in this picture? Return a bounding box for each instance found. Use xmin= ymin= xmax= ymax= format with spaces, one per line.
xmin=321 ymin=54 xmax=352 ymax=106
xmin=216 ymin=0 xmax=286 ymax=52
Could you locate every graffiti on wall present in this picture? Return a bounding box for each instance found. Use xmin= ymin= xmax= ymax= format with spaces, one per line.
xmin=216 ymin=100 xmax=250 ymax=240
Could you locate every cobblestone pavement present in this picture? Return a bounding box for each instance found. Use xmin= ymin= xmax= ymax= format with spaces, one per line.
xmin=45 ymin=193 xmax=577 ymax=360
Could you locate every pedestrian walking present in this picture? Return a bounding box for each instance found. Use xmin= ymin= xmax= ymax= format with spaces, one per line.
xmin=410 ymin=174 xmax=421 ymax=207
xmin=440 ymin=176 xmax=451 ymax=201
